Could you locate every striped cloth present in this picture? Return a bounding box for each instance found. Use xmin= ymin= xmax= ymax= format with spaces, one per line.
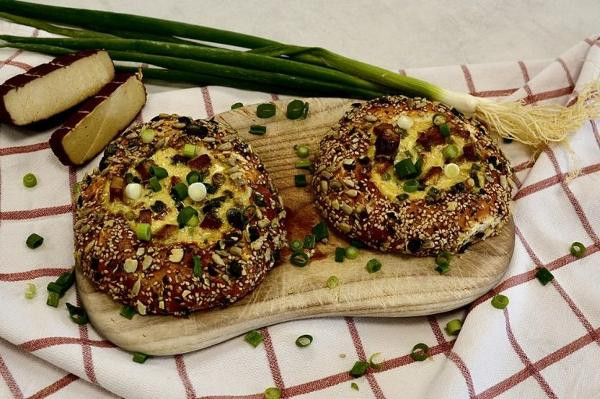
xmin=1 ymin=20 xmax=599 ymax=398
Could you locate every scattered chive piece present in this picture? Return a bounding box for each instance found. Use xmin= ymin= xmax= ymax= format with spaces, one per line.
xmin=295 ymin=334 xmax=313 ymax=347
xmin=570 ymin=242 xmax=586 ymax=258
xmin=132 ymin=352 xmax=149 ymax=364
xmin=46 ymin=282 xmax=65 ymax=294
xmin=290 ymin=239 xmax=303 ymax=252
xmin=256 ymin=103 xmax=276 ymax=118
xmin=350 ymin=240 xmax=367 ymax=249
xmin=120 ymin=305 xmax=136 ymax=319
xmin=148 ymin=176 xmax=162 ymax=192
xmin=149 ymin=165 xmax=168 ymax=179
xmin=286 ymin=99 xmax=305 ymax=119
xmin=65 ymin=303 xmax=88 ymax=325
xmin=294 ymin=174 xmax=308 ymax=187
xmin=294 ymin=144 xmax=310 ymax=158
xmin=244 ymin=330 xmax=263 ymax=347
xmin=26 ymin=233 xmax=43 ymax=249
xmin=186 ymin=170 xmax=203 ymax=185
xmin=46 ymin=291 xmax=60 ymax=307
xmin=366 ymin=258 xmax=382 ymax=273
xmin=24 ymin=283 xmax=37 ymax=299
xmin=171 ymin=182 xmax=188 ymax=201
xmin=326 ymin=275 xmax=339 ymax=289
xmin=303 ymin=234 xmax=316 ymax=249
xmin=136 ymin=223 xmax=151 ymax=241
xmin=349 ymin=361 xmax=369 ymax=377
xmin=410 ymin=343 xmax=429 ymax=361
xmin=442 ymin=144 xmax=460 ymax=160
xmin=249 ymin=124 xmax=267 ymax=135
xmin=193 ymin=255 xmax=202 ymax=277
xmin=435 ymin=251 xmax=452 ymax=274
xmin=295 ymin=159 xmax=312 ymax=170
xmin=439 ymin=123 xmax=451 ymax=138
xmin=432 ymin=113 xmax=446 ymax=126
xmin=177 ymin=206 xmax=198 ymax=227
xmin=183 ymin=143 xmax=197 ymax=158
xmin=368 ymin=352 xmax=384 ymax=369
xmin=335 ymin=247 xmax=346 ymax=262
xmin=445 ymin=319 xmax=463 ymax=335
xmin=22 ymin=173 xmax=37 ymax=188
xmin=264 ymin=387 xmax=281 ymax=399
xmin=491 ymin=294 xmax=509 ymax=309
xmin=290 ymin=252 xmax=309 ymax=267
xmin=140 ymin=127 xmax=155 ymax=143
xmin=536 ymin=267 xmax=554 ymax=285
xmin=55 ymin=270 xmax=75 ymax=290
xmin=345 ymin=246 xmax=358 ymax=260
xmin=231 ymin=102 xmax=243 ymax=109
xmin=394 ymin=158 xmax=417 ymax=179
xmin=403 ymin=179 xmax=419 ymax=193
xmin=312 ymin=221 xmax=329 ymax=241
xmin=351 ymin=382 xmax=359 ymax=391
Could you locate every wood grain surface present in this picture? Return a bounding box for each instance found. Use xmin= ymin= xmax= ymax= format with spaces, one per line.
xmin=76 ymin=98 xmax=514 ymax=356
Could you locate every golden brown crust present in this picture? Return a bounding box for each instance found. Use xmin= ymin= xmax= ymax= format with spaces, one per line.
xmin=311 ymin=96 xmax=513 ymax=256
xmin=74 ymin=114 xmax=286 ymax=316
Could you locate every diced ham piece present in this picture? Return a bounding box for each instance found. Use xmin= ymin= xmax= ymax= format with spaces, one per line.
xmin=373 ymin=123 xmax=399 ymax=161
xmin=416 ymin=126 xmax=445 ymax=150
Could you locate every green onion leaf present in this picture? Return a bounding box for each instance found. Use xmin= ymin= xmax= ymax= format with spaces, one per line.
xmin=366 ymin=258 xmax=382 ymax=273
xmin=570 ymin=242 xmax=586 ymax=258
xmin=149 ymin=165 xmax=168 ymax=179
xmin=55 ymin=269 xmax=75 ymax=289
xmin=439 ymin=123 xmax=451 ymax=138
xmin=264 ymin=387 xmax=281 ymax=399
xmin=46 ymin=291 xmax=60 ymax=307
xmin=410 ymin=343 xmax=429 ymax=361
xmin=231 ymin=102 xmax=243 ymax=109
xmin=312 ymin=221 xmax=329 ymax=241
xmin=186 ymin=170 xmax=203 ymax=185
xmin=26 ymin=233 xmax=43 ymax=249
xmin=24 ymin=283 xmax=37 ymax=299
xmin=286 ymin=99 xmax=305 ymax=120
xmin=345 ymin=246 xmax=358 ymax=260
xmin=294 ymin=174 xmax=308 ymax=187
xmin=148 ymin=176 xmax=162 ymax=192
xmin=303 ymin=234 xmax=316 ymax=249
xmin=394 ymin=158 xmax=417 ymax=179
xmin=290 ymin=252 xmax=309 ymax=267
xmin=351 ymin=382 xmax=359 ymax=391
xmin=349 ymin=361 xmax=369 ymax=377
xmin=445 ymin=319 xmax=463 ymax=335
xmin=295 ymin=159 xmax=312 ymax=170
xmin=171 ymin=182 xmax=188 ymax=201
xmin=65 ymin=302 xmax=89 ymax=325
xmin=368 ymin=352 xmax=384 ymax=369
xmin=256 ymin=103 xmax=276 ymax=118
xmin=193 ymin=255 xmax=202 ymax=277
xmin=403 ymin=179 xmax=419 ymax=193
xmin=249 ymin=124 xmax=267 ymax=135
xmin=177 ymin=206 xmax=197 ymax=227
xmin=244 ymin=330 xmax=263 ymax=347
xmin=326 ymin=275 xmax=339 ymax=289
xmin=335 ymin=247 xmax=346 ymax=262
xmin=136 ymin=223 xmax=151 ymax=241
xmin=132 ymin=352 xmax=149 ymax=364
xmin=442 ymin=144 xmax=460 ymax=160
xmin=295 ymin=334 xmax=313 ymax=347
xmin=536 ymin=267 xmax=554 ymax=285
xmin=23 ymin=173 xmax=37 ymax=188
xmin=491 ymin=294 xmax=509 ymax=309
xmin=183 ymin=143 xmax=197 ymax=158
xmin=435 ymin=252 xmax=452 ymax=274
xmin=120 ymin=305 xmax=136 ymax=319
xmin=294 ymin=144 xmax=310 ymax=158
xmin=290 ymin=239 xmax=303 ymax=252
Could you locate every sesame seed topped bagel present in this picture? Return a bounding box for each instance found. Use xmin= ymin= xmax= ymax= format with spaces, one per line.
xmin=312 ymin=96 xmax=513 ymax=256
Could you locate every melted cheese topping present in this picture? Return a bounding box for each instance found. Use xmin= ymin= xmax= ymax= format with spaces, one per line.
xmin=102 ymin=147 xmax=251 ymax=245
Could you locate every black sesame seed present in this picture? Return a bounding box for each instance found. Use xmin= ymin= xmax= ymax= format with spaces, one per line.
xmin=487 ymin=156 xmax=498 ymax=167
xmin=358 ymin=156 xmax=370 ymax=165
xmin=104 ymin=143 xmax=117 ymax=156
xmin=90 ymin=257 xmax=99 ymax=270
xmin=98 ymin=156 xmax=109 ymax=171
xmin=407 ymin=238 xmax=423 ymax=253
xmin=248 ymin=226 xmax=260 ymax=242
xmin=150 ymin=200 xmax=167 ymax=213
xmin=177 ymin=116 xmax=192 ymax=124
xmin=226 ymin=208 xmax=245 ymax=229
xmin=208 ymin=266 xmax=218 ymax=276
xmin=151 ymin=115 xmax=161 ymax=121
xmin=458 ymin=241 xmax=472 ymax=253
xmin=474 ymin=232 xmax=485 ymax=239
xmin=77 ymin=195 xmax=83 ymax=208
xmin=184 ymin=123 xmax=209 ymax=138
xmin=227 ymin=261 xmax=243 ymax=278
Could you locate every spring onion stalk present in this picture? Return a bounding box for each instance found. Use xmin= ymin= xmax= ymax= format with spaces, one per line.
xmin=2 ymin=0 xmax=599 ymax=146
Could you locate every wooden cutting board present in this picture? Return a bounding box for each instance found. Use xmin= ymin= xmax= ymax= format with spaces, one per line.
xmin=76 ymin=98 xmax=514 ymax=356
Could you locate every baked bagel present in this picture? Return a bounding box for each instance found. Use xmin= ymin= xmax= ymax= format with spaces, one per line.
xmin=312 ymin=96 xmax=512 ymax=256
xmin=74 ymin=114 xmax=286 ymax=316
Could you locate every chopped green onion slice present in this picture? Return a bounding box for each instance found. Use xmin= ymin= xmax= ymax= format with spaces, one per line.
xmin=410 ymin=343 xmax=429 ymax=361
xmin=140 ymin=128 xmax=156 ymax=143
xmin=444 ymin=163 xmax=460 ymax=178
xmin=295 ymin=334 xmax=313 ymax=347
xmin=445 ymin=319 xmax=463 ymax=335
xmin=326 ymin=275 xmax=339 ymax=289
xmin=149 ymin=165 xmax=168 ymax=179
xmin=351 ymin=382 xmax=359 ymax=391
xmin=136 ymin=223 xmax=151 ymax=241
xmin=286 ymin=99 xmax=305 ymax=119
xmin=491 ymin=294 xmax=509 ymax=309
xmin=349 ymin=361 xmax=369 ymax=377
xmin=26 ymin=233 xmax=43 ymax=249
xmin=46 ymin=291 xmax=60 ymax=307
xmin=148 ymin=176 xmax=162 ymax=192
xmin=47 ymin=282 xmax=65 ymax=294
xmin=290 ymin=239 xmax=303 ymax=252
xmin=403 ymin=179 xmax=419 ymax=193
xmin=244 ymin=330 xmax=263 ymax=347
xmin=231 ymin=102 xmax=243 ymax=109
xmin=186 ymin=170 xmax=203 ymax=184
xmin=436 ymin=252 xmax=452 ymax=268
xmin=570 ymin=242 xmax=586 ymax=258
xmin=536 ymin=267 xmax=554 ymax=285
xmin=435 ymin=264 xmax=450 ymax=274
xmin=294 ymin=174 xmax=308 ymax=187
xmin=335 ymin=247 xmax=346 ymax=262
xmin=186 ymin=214 xmax=199 ymax=227
xmin=183 ymin=143 xmax=197 ymax=158
xmin=249 ymin=124 xmax=267 ymax=135
xmin=25 ymin=283 xmax=37 ymax=299
xmin=295 ymin=159 xmax=312 ymax=170
xmin=432 ymin=113 xmax=446 ymax=126
xmin=294 ymin=144 xmax=310 ymax=158
xmin=368 ymin=352 xmax=384 ymax=369
xmin=177 ymin=206 xmax=198 ymax=227
xmin=395 ymin=158 xmax=417 ymax=179
xmin=56 ymin=269 xmax=75 ymax=289
xmin=264 ymin=387 xmax=281 ymax=399
xmin=193 ymin=255 xmax=202 ymax=277
xmin=366 ymin=258 xmax=382 ymax=273
xmin=303 ymin=234 xmax=316 ymax=249
xmin=256 ymin=103 xmax=276 ymax=118
xmin=290 ymin=252 xmax=310 ymax=267
xmin=313 ymin=221 xmax=329 ymax=241
xmin=171 ymin=182 xmax=188 ymax=201
xmin=120 ymin=305 xmax=136 ymax=319
xmin=345 ymin=246 xmax=359 ymax=260
xmin=439 ymin=123 xmax=451 ymax=138
xmin=65 ymin=303 xmax=89 ymax=325
xmin=23 ymin=173 xmax=37 ymax=188
xmin=132 ymin=352 xmax=149 ymax=364
xmin=442 ymin=144 xmax=460 ymax=160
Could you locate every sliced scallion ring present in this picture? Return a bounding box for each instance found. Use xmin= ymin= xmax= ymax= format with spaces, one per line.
xmin=244 ymin=330 xmax=263 ymax=347
xmin=432 ymin=113 xmax=446 ymax=126
xmin=445 ymin=319 xmax=463 ymax=335
xmin=231 ymin=102 xmax=243 ymax=109
xmin=286 ymin=99 xmax=305 ymax=120
xmin=335 ymin=247 xmax=345 ymax=262
xmin=256 ymin=103 xmax=276 ymax=118
xmin=290 ymin=239 xmax=303 ymax=252
xmin=26 ymin=233 xmax=43 ymax=249
xmin=264 ymin=387 xmax=281 ymax=399
xmin=295 ymin=334 xmax=313 ymax=347
xmin=294 ymin=144 xmax=310 ymax=158
xmin=65 ymin=302 xmax=89 ymax=325
xmin=345 ymin=246 xmax=359 ymax=259
xmin=23 ymin=173 xmax=37 ymax=188
xmin=491 ymin=294 xmax=509 ymax=309
xmin=368 ymin=352 xmax=384 ymax=369
xmin=132 ymin=352 xmax=149 ymax=364
xmin=120 ymin=305 xmax=136 ymax=319
xmin=249 ymin=124 xmax=267 ymax=135
xmin=183 ymin=143 xmax=197 ymax=158
xmin=294 ymin=174 xmax=308 ymax=187
xmin=136 ymin=223 xmax=151 ymax=241
xmin=193 ymin=255 xmax=202 ymax=277
xmin=290 ymin=252 xmax=309 ymax=267
xmin=140 ymin=127 xmax=156 ymax=143
xmin=349 ymin=361 xmax=369 ymax=377
xmin=410 ymin=343 xmax=429 ymax=361
xmin=326 ymin=275 xmax=339 ymax=289
xmin=535 ymin=267 xmax=554 ymax=286
xmin=24 ymin=283 xmax=37 ymax=299
xmin=570 ymin=242 xmax=586 ymax=258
